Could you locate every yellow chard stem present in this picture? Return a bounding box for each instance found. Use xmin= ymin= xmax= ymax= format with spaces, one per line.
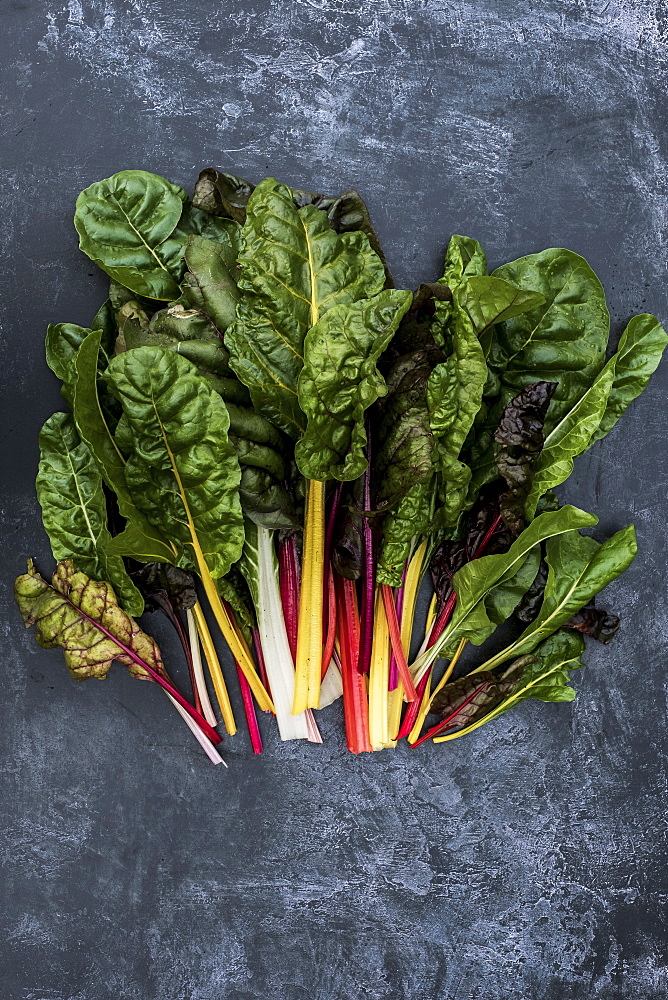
xmin=197 ymin=557 xmax=274 ymax=714
xmin=292 ymin=479 xmax=325 ymax=713
xmin=192 ymin=601 xmax=237 ymax=736
xmin=400 ymin=539 xmax=428 ymax=662
xmin=368 ymin=586 xmax=392 ymax=750
xmin=407 ymin=637 xmax=468 ymax=745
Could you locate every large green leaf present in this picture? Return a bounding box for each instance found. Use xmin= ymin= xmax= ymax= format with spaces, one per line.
xmin=36 ymin=412 xmax=143 ymax=616
xmin=73 ymin=331 xmax=177 ymax=565
xmin=105 ymin=346 xmax=244 ymax=579
xmin=295 ymin=289 xmax=412 ymax=481
xmin=427 ymin=288 xmax=488 ymax=527
xmin=525 ymin=313 xmax=667 ymax=516
xmin=589 ymin=313 xmax=668 ymax=444
xmin=15 ymin=559 xmax=164 ymax=681
xmin=74 ymin=170 xmax=188 ymax=301
xmin=412 ymin=505 xmax=598 ymax=674
xmin=467 ymin=248 xmax=610 ymax=497
xmin=476 ymin=525 xmax=637 ymax=671
xmin=226 ymin=177 xmax=386 ymax=438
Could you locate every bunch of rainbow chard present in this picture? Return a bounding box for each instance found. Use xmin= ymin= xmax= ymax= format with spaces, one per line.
xmin=15 ymin=167 xmax=667 ymax=765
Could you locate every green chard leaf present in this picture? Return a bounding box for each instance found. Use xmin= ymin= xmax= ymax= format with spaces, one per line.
xmin=467 ymin=248 xmax=611 ymax=500
xmin=476 ymin=524 xmax=637 ymax=672
xmin=435 ymin=630 xmax=586 ymax=741
xmin=590 ymin=312 xmax=668 ymax=444
xmin=412 ymin=505 xmax=598 ymax=674
xmin=74 ymin=170 xmax=189 ymax=301
xmin=442 ymin=234 xmax=488 ymax=285
xmin=427 ymin=286 xmax=488 ymax=527
xmin=73 ymin=331 xmax=177 ymax=565
xmin=15 ymin=559 xmax=163 ymax=681
xmin=295 ymin=289 xmax=412 ymax=481
xmin=36 ymin=412 xmax=143 ymax=617
xmin=105 ymin=346 xmax=244 ymax=579
xmin=45 ymin=321 xmax=113 ymax=405
xmin=226 ymin=177 xmax=386 ymax=439
xmin=376 ymin=477 xmax=435 ymax=586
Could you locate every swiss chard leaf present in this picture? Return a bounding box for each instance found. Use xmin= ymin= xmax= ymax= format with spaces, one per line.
xmin=476 ymin=524 xmax=637 ymax=671
xmin=435 ymin=630 xmax=586 ymax=741
xmin=431 ymin=658 xmax=526 ymax=728
xmin=413 ymin=505 xmax=598 ymax=672
xmin=590 ymin=313 xmax=667 ymax=443
xmin=15 ymin=559 xmax=163 ymax=681
xmin=427 ymin=287 xmax=488 ymax=527
xmin=226 ymin=177 xmax=386 ymax=438
xmin=36 ymin=412 xmax=143 ymax=617
xmin=74 ymin=170 xmax=189 ymax=301
xmin=130 ymin=563 xmax=197 ymax=613
xmin=442 ymin=234 xmax=488 ymax=285
xmin=295 ymin=289 xmax=412 ymax=481
xmin=73 ymin=331 xmax=177 ymax=565
xmin=376 ymin=477 xmax=434 ymax=586
xmin=105 ymin=346 xmax=244 ymax=580
xmin=45 ymin=321 xmax=113 ymax=405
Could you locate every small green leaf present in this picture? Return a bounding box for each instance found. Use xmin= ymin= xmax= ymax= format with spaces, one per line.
xmin=36 ymin=413 xmax=143 ymax=616
xmin=476 ymin=525 xmax=637 ymax=671
xmin=74 ymin=170 xmax=188 ymax=300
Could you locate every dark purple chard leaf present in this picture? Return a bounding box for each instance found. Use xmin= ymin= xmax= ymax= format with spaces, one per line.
xmin=431 ymin=658 xmax=526 ymax=729
xmin=332 ymin=474 xmax=366 ymax=580
xmin=386 ymin=283 xmax=452 ymax=360
xmin=564 ymin=599 xmax=620 ymax=644
xmin=515 ymin=558 xmax=548 ymax=623
xmin=494 ymin=381 xmax=557 ymax=536
xmin=131 ymin=563 xmax=197 ymax=613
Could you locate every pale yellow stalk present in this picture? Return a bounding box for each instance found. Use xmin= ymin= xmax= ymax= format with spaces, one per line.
xmin=192 ymin=602 xmax=237 ymax=735
xmin=292 ymin=478 xmax=325 ymax=713
xmin=407 ymin=637 xmax=468 ymax=744
xmin=368 ymin=587 xmax=392 ymax=749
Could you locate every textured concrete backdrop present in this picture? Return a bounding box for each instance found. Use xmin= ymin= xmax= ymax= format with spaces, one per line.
xmin=1 ymin=2 xmax=667 ymax=998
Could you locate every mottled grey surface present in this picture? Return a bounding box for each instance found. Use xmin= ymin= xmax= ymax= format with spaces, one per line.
xmin=1 ymin=1 xmax=667 ymax=997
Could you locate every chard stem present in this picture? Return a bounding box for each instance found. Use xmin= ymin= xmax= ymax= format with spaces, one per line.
xmin=192 ymin=602 xmax=237 ymax=735
xmin=186 ymin=608 xmax=218 ymax=728
xmin=235 ymin=662 xmax=263 ymax=754
xmin=336 ymin=575 xmax=372 ymax=753
xmin=381 ymin=584 xmax=418 ymax=702
xmin=165 ymin=692 xmax=225 ymax=765
xmin=293 ymin=479 xmax=325 ymax=713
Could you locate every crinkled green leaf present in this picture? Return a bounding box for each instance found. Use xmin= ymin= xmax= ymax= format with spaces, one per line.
xmin=494 ymin=381 xmax=557 ymax=535
xmin=477 ymin=525 xmax=637 ymax=671
xmin=227 ymin=177 xmax=386 ymax=438
xmin=441 ymin=235 xmax=488 ymax=285
xmin=467 ymin=248 xmax=610 ymax=499
xmin=193 ymin=168 xmax=254 ymax=223
xmin=73 ymin=331 xmax=176 ymax=566
xmin=412 ymin=505 xmax=597 ymax=673
xmin=427 ymin=288 xmax=488 ymax=526
xmin=376 ymin=477 xmax=434 ymax=586
xmin=36 ymin=412 xmax=143 ymax=616
xmin=105 ymin=346 xmax=244 ymax=579
xmin=589 ymin=313 xmax=668 ymax=444
xmin=15 ymin=559 xmax=163 ymax=681
xmin=74 ymin=170 xmax=188 ymax=301
xmin=295 ymin=289 xmax=412 ymax=481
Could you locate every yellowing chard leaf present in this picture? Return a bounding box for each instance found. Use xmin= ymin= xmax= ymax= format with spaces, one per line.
xmin=15 ymin=559 xmax=163 ymax=681
xmin=295 ymin=289 xmax=412 ymax=481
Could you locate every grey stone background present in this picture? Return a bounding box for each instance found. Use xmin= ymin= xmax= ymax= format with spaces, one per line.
xmin=1 ymin=1 xmax=666 ymax=997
